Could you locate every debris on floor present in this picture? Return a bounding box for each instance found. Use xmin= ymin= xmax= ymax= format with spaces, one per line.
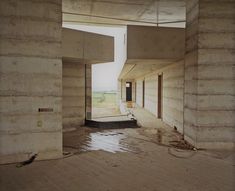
xmin=16 ymin=154 xmax=38 ymax=168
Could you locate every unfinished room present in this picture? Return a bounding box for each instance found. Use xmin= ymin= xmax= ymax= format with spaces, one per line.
xmin=0 ymin=0 xmax=234 ymax=191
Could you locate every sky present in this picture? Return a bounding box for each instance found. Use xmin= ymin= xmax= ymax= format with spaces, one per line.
xmin=92 ymin=62 xmax=119 ymax=92
xmin=63 ymin=23 xmax=127 ymax=92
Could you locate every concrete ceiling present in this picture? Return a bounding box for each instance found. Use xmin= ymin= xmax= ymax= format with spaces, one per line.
xmin=62 ymin=0 xmax=186 ymax=27
xmin=118 ymin=59 xmax=177 ymax=79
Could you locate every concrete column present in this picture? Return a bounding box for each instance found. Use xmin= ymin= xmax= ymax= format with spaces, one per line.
xmin=184 ymin=0 xmax=235 ymax=149
xmin=85 ymin=64 xmax=92 ymax=119
xmin=136 ymin=79 xmax=144 ymax=107
xmin=121 ymin=80 xmax=127 ymax=102
xmin=62 ymin=61 xmax=86 ymax=129
xmin=0 ymin=0 xmax=62 ymax=164
xmin=117 ymin=80 xmax=122 ymax=103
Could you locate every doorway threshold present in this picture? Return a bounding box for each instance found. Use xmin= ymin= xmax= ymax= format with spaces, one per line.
xmin=85 ymin=115 xmax=139 ymax=129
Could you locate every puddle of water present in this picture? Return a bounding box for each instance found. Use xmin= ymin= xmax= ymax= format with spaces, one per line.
xmin=138 ymin=127 xmax=194 ymax=150
xmin=63 ymin=126 xmax=193 ymax=156
xmin=64 ymin=129 xmax=136 ymax=154
xmin=81 ymin=132 xmax=131 ymax=153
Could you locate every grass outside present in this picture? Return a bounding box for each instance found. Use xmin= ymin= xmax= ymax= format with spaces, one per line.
xmin=92 ymin=92 xmax=120 ymax=118
xmin=92 ymin=92 xmax=118 ymax=108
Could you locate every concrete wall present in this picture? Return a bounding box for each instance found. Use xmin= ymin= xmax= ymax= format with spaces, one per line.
xmin=184 ymin=0 xmax=235 ymax=149
xmin=62 ymin=62 xmax=85 ymax=129
xmin=117 ymin=80 xmax=122 ymax=103
xmin=127 ymin=26 xmax=185 ymax=59
xmin=121 ymin=81 xmax=126 ymax=102
xmin=145 ymin=75 xmax=157 ymax=115
xmin=62 ymin=28 xmax=114 ymax=63
xmin=136 ymin=79 xmax=144 ymax=108
xmin=135 ymin=60 xmax=184 ymax=133
xmin=184 ymin=0 xmax=200 ymax=147
xmin=0 ymin=0 xmax=62 ymax=164
xmin=85 ymin=64 xmax=92 ymax=119
xmin=162 ymin=60 xmax=184 ymax=133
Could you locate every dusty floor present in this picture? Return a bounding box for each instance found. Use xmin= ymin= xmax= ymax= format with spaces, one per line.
xmin=0 ymin=108 xmax=234 ymax=191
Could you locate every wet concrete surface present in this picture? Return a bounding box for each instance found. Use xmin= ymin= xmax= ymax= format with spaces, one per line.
xmin=1 ymin=124 xmax=234 ymax=191
xmin=63 ymin=125 xmax=197 ymax=160
xmin=63 ymin=128 xmax=141 ymax=155
xmin=1 ymin=108 xmax=234 ymax=191
xmin=63 ymin=112 xmax=235 ymax=163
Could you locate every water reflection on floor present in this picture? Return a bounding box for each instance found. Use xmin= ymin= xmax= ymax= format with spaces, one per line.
xmin=63 ymin=128 xmax=137 ymax=154
xmin=63 ymin=125 xmax=197 ymax=157
xmin=82 ymin=131 xmax=134 ymax=153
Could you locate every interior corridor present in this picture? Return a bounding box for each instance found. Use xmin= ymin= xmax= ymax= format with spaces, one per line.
xmin=1 ymin=0 xmax=235 ymax=190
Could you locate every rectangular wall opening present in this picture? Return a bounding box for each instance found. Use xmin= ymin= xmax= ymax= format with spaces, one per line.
xmin=142 ymin=80 xmax=145 ymax=108
xmin=92 ymin=63 xmax=119 ymax=119
xmin=158 ymin=74 xmax=163 ymax=118
xmin=135 ymin=82 xmax=137 ymax=102
xmin=126 ymin=82 xmax=132 ymax=101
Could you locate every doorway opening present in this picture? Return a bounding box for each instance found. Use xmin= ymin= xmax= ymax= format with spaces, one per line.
xmin=142 ymin=80 xmax=145 ymax=108
xmin=158 ymin=74 xmax=163 ymax=118
xmin=92 ymin=63 xmax=119 ymax=118
xmin=68 ymin=25 xmax=127 ymax=119
xmin=135 ymin=82 xmax=137 ymax=102
xmin=126 ymin=82 xmax=132 ymax=101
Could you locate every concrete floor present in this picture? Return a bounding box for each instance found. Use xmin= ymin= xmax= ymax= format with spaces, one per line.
xmin=0 ymin=108 xmax=234 ymax=191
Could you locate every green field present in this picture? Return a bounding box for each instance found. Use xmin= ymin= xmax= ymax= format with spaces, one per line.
xmin=92 ymin=92 xmax=117 ymax=108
